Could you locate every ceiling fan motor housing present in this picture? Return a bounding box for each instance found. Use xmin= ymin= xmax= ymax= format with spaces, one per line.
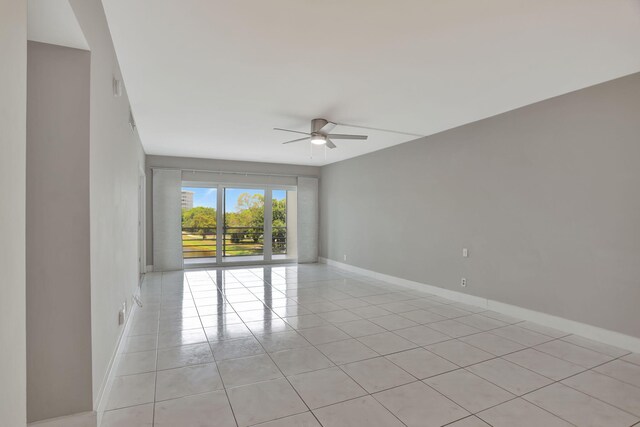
xmin=311 ymin=118 xmax=330 ymax=134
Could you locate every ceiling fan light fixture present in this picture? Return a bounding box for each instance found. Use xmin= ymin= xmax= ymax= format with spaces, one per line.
xmin=310 ymin=135 xmax=326 ymax=145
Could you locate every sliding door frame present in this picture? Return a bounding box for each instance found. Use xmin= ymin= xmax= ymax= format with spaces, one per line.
xmin=215 ymin=183 xmax=224 ymax=265
xmin=181 ymin=181 xmax=296 ymax=267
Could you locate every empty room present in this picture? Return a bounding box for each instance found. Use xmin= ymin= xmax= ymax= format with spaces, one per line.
xmin=2 ymin=0 xmax=640 ymax=426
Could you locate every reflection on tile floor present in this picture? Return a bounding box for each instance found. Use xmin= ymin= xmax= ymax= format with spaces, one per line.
xmin=101 ymin=264 xmax=640 ymax=426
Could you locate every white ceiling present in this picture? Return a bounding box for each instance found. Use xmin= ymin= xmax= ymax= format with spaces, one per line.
xmin=28 ymin=0 xmax=89 ymax=50
xmin=102 ymin=0 xmax=640 ymax=166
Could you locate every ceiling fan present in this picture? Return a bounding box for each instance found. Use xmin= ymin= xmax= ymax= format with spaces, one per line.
xmin=275 ymin=118 xmax=367 ymax=149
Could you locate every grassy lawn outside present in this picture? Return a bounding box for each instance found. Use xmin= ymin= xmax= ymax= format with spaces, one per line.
xmin=182 ymin=232 xmax=264 ymax=257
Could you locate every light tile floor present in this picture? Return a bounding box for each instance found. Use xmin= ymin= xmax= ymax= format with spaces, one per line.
xmin=101 ymin=264 xmax=640 ymax=426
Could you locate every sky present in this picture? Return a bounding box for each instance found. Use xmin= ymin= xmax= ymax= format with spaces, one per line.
xmin=183 ymin=187 xmax=286 ymax=212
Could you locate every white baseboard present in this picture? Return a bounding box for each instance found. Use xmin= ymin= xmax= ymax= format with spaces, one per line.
xmin=145 ymin=264 xmax=153 ymax=272
xmin=28 ymin=411 xmax=96 ymax=427
xmin=319 ymin=257 xmax=640 ymax=353
xmin=94 ymin=298 xmax=140 ymax=426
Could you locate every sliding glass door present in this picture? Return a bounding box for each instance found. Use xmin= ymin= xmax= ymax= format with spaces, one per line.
xmin=223 ymin=188 xmax=265 ymax=263
xmin=271 ymin=189 xmax=287 ymax=259
xmin=181 ymin=182 xmax=296 ymax=266
xmin=181 ymin=186 xmax=217 ymax=266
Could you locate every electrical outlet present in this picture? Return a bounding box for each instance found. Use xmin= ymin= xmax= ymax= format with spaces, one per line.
xmin=462 ymin=248 xmax=469 ymax=258
xmin=343 ymin=254 xmax=347 ymax=261
xmin=461 ymin=278 xmax=467 ymax=287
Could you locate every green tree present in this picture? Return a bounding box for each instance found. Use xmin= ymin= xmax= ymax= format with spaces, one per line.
xmin=272 ymin=198 xmax=287 ymax=252
xmin=182 ymin=207 xmax=216 ymax=238
xmin=222 ymin=193 xmax=287 ymax=250
xmin=226 ymin=193 xmax=265 ymax=243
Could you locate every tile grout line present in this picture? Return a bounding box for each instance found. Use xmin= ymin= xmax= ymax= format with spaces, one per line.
xmin=545 ymin=354 xmax=640 ymax=420
xmin=113 ymin=265 xmax=640 ymax=427
xmin=245 ymin=266 xmax=414 ymax=425
xmin=203 ymin=269 xmax=242 ymax=427
xmin=228 ymin=269 xmax=634 ymax=425
xmin=294 ymin=268 xmax=637 ymax=425
xmin=237 ymin=268 xmax=330 ymax=427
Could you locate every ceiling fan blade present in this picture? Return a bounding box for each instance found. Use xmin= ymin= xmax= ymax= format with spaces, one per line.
xmin=319 ymin=121 xmax=337 ymax=134
xmin=282 ymin=137 xmax=309 ymax=145
xmin=327 ymin=134 xmax=368 ymax=140
xmin=274 ymin=128 xmax=310 ymax=136
xmin=326 ymin=139 xmax=337 ymax=149
xmin=334 ymin=122 xmax=424 ymax=137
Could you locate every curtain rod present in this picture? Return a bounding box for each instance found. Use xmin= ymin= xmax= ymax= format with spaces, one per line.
xmin=149 ymin=166 xmax=318 ymax=179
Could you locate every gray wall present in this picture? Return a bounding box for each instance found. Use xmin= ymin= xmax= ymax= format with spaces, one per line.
xmin=69 ymin=0 xmax=147 ymax=404
xmin=24 ymin=2 xmax=145 ymax=418
xmin=320 ymin=72 xmax=640 ymax=339
xmin=26 ymin=41 xmax=92 ymax=423
xmin=145 ymin=155 xmax=319 ymax=266
xmin=0 ymin=1 xmax=27 ymax=425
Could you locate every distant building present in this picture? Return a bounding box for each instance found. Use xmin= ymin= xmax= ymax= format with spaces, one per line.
xmin=181 ymin=190 xmax=194 ymax=210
